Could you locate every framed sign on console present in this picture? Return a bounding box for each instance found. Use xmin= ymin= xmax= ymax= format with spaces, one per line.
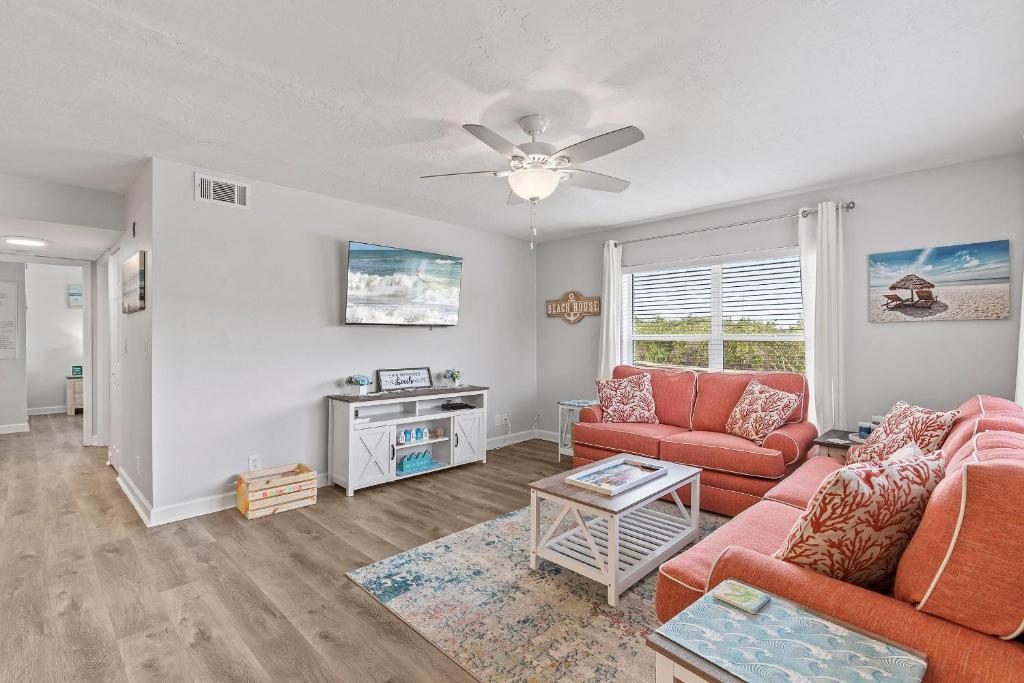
xmin=377 ymin=367 xmax=433 ymax=392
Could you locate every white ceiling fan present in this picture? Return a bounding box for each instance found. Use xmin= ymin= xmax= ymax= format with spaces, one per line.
xmin=422 ymin=114 xmax=644 ymax=206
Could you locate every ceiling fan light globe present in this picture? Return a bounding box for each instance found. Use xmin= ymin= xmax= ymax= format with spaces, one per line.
xmin=508 ymin=168 xmax=560 ymax=202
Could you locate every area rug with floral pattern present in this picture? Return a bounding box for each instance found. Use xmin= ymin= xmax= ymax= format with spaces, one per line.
xmin=347 ymin=502 xmax=729 ymax=682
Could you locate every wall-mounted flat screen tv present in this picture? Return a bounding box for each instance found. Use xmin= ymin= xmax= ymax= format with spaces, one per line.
xmin=345 ymin=241 xmax=463 ymax=326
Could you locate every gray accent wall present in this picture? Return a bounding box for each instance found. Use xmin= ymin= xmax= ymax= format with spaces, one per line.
xmin=145 ymin=159 xmax=537 ymax=516
xmin=536 ymin=153 xmax=1024 ymax=433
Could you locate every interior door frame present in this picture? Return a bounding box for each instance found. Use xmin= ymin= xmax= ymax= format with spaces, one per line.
xmin=0 ymin=253 xmax=101 ymax=446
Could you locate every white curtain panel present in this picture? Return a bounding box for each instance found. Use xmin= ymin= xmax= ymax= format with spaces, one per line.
xmin=598 ymin=240 xmax=623 ymax=379
xmin=798 ymin=201 xmax=847 ymax=431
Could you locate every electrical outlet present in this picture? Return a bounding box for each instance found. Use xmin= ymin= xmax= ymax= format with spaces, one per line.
xmin=248 ymin=454 xmax=261 ymax=472
xmin=494 ymin=413 xmax=503 ymax=427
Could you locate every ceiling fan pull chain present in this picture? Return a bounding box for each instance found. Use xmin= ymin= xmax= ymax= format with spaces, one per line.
xmin=530 ymin=200 xmax=537 ymax=250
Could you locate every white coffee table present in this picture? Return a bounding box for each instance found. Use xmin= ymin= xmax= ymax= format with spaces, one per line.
xmin=528 ymin=456 xmax=701 ymax=606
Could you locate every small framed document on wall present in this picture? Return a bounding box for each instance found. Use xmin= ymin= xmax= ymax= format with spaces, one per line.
xmin=377 ymin=367 xmax=433 ymax=392
xmin=0 ymin=281 xmax=19 ymax=360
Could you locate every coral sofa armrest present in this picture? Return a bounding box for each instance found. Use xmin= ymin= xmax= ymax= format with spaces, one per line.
xmin=762 ymin=421 xmax=818 ymax=465
xmin=707 ymin=547 xmax=1024 ymax=682
xmin=579 ymin=405 xmax=603 ymax=423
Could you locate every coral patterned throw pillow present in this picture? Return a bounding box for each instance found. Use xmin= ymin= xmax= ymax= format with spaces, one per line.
xmin=596 ymin=373 xmax=658 ymax=424
xmin=846 ymin=401 xmax=959 ymax=464
xmin=725 ymin=379 xmax=800 ymax=446
xmin=775 ymin=450 xmax=945 ymax=590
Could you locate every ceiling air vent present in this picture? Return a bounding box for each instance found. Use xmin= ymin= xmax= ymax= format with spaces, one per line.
xmin=194 ymin=173 xmax=250 ymax=209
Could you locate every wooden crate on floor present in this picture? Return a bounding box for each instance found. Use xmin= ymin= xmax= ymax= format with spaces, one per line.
xmin=236 ymin=463 xmax=317 ymax=519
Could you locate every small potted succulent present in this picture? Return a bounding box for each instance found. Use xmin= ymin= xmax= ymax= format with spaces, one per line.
xmin=345 ymin=374 xmax=372 ymax=396
xmin=443 ymin=368 xmax=463 ymax=387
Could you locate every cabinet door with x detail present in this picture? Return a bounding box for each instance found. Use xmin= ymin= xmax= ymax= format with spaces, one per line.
xmin=350 ymin=425 xmax=395 ymax=490
xmin=452 ymin=412 xmax=484 ymax=465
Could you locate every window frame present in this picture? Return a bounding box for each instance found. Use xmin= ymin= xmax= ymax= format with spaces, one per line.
xmin=622 ymin=247 xmax=804 ymax=372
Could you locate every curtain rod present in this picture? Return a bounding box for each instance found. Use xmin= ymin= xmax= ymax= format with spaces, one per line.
xmin=615 ymin=201 xmax=855 ymax=247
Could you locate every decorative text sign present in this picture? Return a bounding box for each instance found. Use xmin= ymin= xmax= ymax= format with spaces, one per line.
xmin=377 ymin=367 xmax=433 ymax=392
xmin=546 ymin=291 xmax=601 ymax=324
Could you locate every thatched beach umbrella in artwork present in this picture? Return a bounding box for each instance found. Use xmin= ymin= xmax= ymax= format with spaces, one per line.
xmin=889 ymin=273 xmax=934 ymax=304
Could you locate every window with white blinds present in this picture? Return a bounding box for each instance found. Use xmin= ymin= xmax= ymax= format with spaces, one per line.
xmin=624 ymin=253 xmax=805 ymax=373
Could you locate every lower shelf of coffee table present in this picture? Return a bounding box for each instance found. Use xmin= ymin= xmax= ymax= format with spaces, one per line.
xmin=542 ymin=507 xmax=694 ymax=577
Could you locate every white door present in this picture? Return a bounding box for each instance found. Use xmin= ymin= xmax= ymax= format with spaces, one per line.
xmin=452 ymin=412 xmax=484 ymax=464
xmin=108 ymin=258 xmax=122 ymax=469
xmin=350 ymin=426 xmax=395 ymax=490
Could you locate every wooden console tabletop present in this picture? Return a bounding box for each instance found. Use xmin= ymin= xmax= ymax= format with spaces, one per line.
xmin=327 ymin=385 xmax=489 ymax=403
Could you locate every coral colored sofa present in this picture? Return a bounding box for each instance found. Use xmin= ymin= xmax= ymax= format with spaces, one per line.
xmin=655 ymin=395 xmax=1024 ymax=682
xmin=573 ymin=365 xmax=818 ymax=516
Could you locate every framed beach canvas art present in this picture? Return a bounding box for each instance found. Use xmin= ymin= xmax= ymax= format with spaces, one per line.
xmin=121 ymin=251 xmax=146 ymax=314
xmin=869 ymin=239 xmax=1009 ymax=323
xmin=344 ymin=241 xmax=463 ymax=326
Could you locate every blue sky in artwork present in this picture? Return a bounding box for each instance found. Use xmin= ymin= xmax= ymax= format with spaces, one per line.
xmin=349 ymin=241 xmax=396 ymax=251
xmin=869 ymin=239 xmax=1010 ymax=288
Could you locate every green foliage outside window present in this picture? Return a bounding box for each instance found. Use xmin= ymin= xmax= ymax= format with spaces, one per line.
xmin=632 ymin=316 xmax=805 ymax=373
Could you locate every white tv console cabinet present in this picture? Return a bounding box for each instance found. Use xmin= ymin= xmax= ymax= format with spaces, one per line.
xmin=327 ymin=385 xmax=487 ymax=496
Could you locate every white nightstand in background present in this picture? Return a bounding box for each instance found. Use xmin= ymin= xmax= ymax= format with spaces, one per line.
xmin=65 ymin=375 xmax=84 ymax=416
xmin=557 ymin=400 xmax=598 ymax=461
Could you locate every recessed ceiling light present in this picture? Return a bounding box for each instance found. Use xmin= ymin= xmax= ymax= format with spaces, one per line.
xmin=4 ymin=236 xmax=48 ymax=247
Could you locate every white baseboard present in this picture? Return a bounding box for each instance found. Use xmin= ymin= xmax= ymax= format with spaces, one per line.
xmin=0 ymin=423 xmax=30 ymax=434
xmin=487 ymin=429 xmax=541 ymax=450
xmin=116 ymin=469 xmax=154 ymax=527
xmin=143 ymin=472 xmax=330 ymax=527
xmin=534 ymin=429 xmax=559 ymax=443
xmin=27 ymin=406 xmax=66 ymax=416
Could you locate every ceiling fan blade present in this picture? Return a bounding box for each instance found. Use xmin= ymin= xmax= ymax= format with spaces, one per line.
xmin=463 ymin=124 xmax=527 ymax=159
xmin=554 ymin=126 xmax=644 ymax=164
xmin=420 ymin=170 xmax=510 ymax=179
xmin=561 ymin=169 xmax=630 ymax=193
xmin=507 ymin=190 xmax=525 ymax=205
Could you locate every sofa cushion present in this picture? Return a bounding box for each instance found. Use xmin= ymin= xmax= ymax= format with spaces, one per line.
xmin=894 ymin=454 xmax=1024 ymax=639
xmin=847 ymin=401 xmax=959 ymax=464
xmin=596 ymin=372 xmax=658 ymax=424
xmin=692 ymin=371 xmax=807 ymax=432
xmin=763 ymin=455 xmax=844 ymax=509
xmin=572 ymin=421 xmax=689 ymax=458
xmin=954 ymin=394 xmax=1024 ymax=420
xmin=612 ymin=365 xmax=697 ymax=428
xmin=725 ymin=379 xmax=801 ymax=446
xmin=656 ymin=500 xmax=803 ymax=616
xmin=942 ymin=414 xmax=1024 ymax=464
xmin=660 ymin=431 xmax=787 ymax=479
xmin=948 ymin=430 xmax=1024 ymax=472
xmin=673 ymin=463 xmax=803 ymax=517
xmin=776 ymin=451 xmax=945 ymax=591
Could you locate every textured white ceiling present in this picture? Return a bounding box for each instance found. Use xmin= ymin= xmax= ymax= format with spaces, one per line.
xmin=1 ymin=1 xmax=1022 ymax=241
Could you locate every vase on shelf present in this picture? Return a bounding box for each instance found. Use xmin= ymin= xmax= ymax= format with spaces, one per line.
xmin=349 ymin=385 xmax=369 ymax=396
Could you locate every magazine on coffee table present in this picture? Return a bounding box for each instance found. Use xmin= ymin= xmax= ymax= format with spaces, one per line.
xmin=566 ymin=457 xmax=668 ymax=496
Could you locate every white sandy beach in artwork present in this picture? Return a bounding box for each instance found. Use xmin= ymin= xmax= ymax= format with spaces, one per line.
xmin=870 ymin=283 xmax=1009 ymax=322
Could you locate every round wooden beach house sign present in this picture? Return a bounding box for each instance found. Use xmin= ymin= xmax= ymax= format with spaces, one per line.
xmin=546 ymin=291 xmax=601 ymax=324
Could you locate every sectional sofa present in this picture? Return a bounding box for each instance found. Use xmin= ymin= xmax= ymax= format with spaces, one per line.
xmin=656 ymin=394 xmax=1024 ymax=682
xmin=572 ymin=365 xmax=818 ymax=516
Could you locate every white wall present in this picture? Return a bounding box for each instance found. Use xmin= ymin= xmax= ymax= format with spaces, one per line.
xmin=144 ymin=159 xmax=537 ymax=519
xmin=25 ymin=264 xmax=83 ymax=413
xmin=0 ymin=172 xmax=123 ymax=231
xmin=115 ymin=161 xmax=155 ymax=509
xmin=536 ymin=153 xmax=1024 ymax=432
xmin=0 ymin=261 xmax=28 ymax=432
